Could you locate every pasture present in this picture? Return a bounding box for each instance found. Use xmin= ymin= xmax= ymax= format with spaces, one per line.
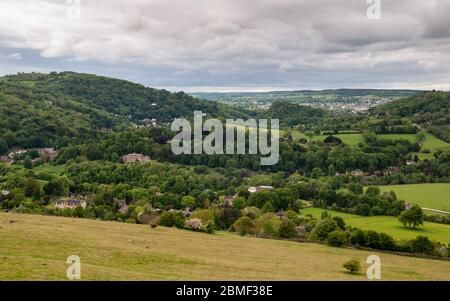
xmin=301 ymin=207 xmax=450 ymax=243
xmin=376 ymin=183 xmax=450 ymax=212
xmin=1 ymin=212 xmax=449 ymax=280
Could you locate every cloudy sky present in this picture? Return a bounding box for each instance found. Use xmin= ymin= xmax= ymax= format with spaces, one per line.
xmin=0 ymin=0 xmax=449 ymax=91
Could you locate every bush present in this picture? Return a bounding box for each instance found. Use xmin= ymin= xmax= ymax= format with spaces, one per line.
xmin=343 ymin=259 xmax=361 ymax=274
xmin=312 ymin=218 xmax=338 ymax=240
xmin=185 ymin=218 xmax=203 ymax=230
xmin=379 ymin=232 xmax=396 ymax=251
xmin=158 ymin=211 xmax=185 ymax=228
xmin=365 ymin=231 xmax=382 ymax=249
xmin=332 ymin=216 xmax=346 ymax=230
xmin=410 ymin=235 xmax=436 ymax=255
xmin=232 ymin=216 xmax=255 ymax=236
xmin=261 ymin=201 xmax=275 ymax=213
xmin=261 ymin=220 xmax=278 ymax=237
xmin=278 ymin=219 xmax=297 ymax=238
xmin=327 ymin=230 xmax=348 ymax=247
xmin=205 ymin=221 xmax=215 ymax=234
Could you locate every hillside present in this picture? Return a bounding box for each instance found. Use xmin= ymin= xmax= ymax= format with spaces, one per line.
xmin=1 ymin=212 xmax=449 ymax=280
xmin=370 ymin=91 xmax=450 ymax=141
xmin=0 ymin=72 xmax=252 ymax=152
xmin=261 ymin=101 xmax=327 ymax=127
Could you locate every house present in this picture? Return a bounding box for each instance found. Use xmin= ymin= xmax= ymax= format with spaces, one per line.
xmin=116 ymin=199 xmax=129 ymax=214
xmin=121 ymin=153 xmax=151 ymax=163
xmin=348 ymin=169 xmax=364 ymax=177
xmin=224 ymin=195 xmax=235 ymax=206
xmin=8 ymin=149 xmax=26 ymax=159
xmin=55 ymin=199 xmax=87 ymax=210
xmin=384 ymin=166 xmax=400 ymax=175
xmin=406 ymin=160 xmax=417 ymax=166
xmin=1 ymin=190 xmax=10 ymax=196
xmin=248 ymin=185 xmax=275 ymax=194
xmin=0 ymin=155 xmax=11 ymax=163
xmin=36 ymin=148 xmax=59 ymax=160
xmin=275 ymin=210 xmax=285 ymax=218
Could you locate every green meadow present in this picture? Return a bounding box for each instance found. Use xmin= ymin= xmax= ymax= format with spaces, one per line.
xmin=301 ymin=208 xmax=450 ymax=243
xmin=376 ymin=134 xmax=419 ymax=143
xmin=376 ymin=183 xmax=450 ymax=212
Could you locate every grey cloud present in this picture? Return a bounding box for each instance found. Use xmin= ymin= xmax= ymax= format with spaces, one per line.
xmin=0 ymin=0 xmax=449 ymax=90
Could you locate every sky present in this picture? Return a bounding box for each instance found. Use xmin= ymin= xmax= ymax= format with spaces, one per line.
xmin=0 ymin=0 xmax=450 ymax=92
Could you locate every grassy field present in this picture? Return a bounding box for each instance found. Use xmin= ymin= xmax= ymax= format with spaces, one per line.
xmin=376 ymin=134 xmax=419 ymax=143
xmin=376 ymin=183 xmax=450 ymax=212
xmin=301 ymin=208 xmax=450 ymax=243
xmin=313 ymin=133 xmax=365 ymax=146
xmin=1 ymin=212 xmax=449 ymax=280
xmin=422 ymin=133 xmax=450 ymax=152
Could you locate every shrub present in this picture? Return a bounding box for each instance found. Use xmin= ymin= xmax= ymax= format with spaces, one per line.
xmin=410 ymin=235 xmax=436 ymax=255
xmin=327 ymin=230 xmax=348 ymax=247
xmin=378 ymin=232 xmax=396 ymax=251
xmin=261 ymin=220 xmax=277 ymax=237
xmin=312 ymin=218 xmax=338 ymax=240
xmin=285 ymin=210 xmax=298 ymax=221
xmin=365 ymin=231 xmax=382 ymax=249
xmin=232 ymin=216 xmax=255 ymax=236
xmin=185 ymin=218 xmax=203 ymax=230
xmin=350 ymin=229 xmax=366 ymax=246
xmin=261 ymin=201 xmax=275 ymax=213
xmin=343 ymin=259 xmax=361 ymax=274
xmin=232 ymin=197 xmax=247 ymax=210
xmin=278 ymin=219 xmax=297 ymax=238
xmin=205 ymin=221 xmax=215 ymax=234
xmin=332 ymin=216 xmax=346 ymax=230
xmin=158 ymin=211 xmax=185 ymax=228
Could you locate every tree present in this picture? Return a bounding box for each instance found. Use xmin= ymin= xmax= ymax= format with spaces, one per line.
xmin=278 ymin=219 xmax=297 ymax=238
xmin=232 ymin=216 xmax=254 ymax=236
xmin=23 ymin=156 xmax=33 ymax=169
xmin=350 ymin=229 xmax=367 ymax=246
xmin=332 ymin=216 xmax=346 ymax=230
xmin=343 ymin=259 xmax=361 ymax=274
xmin=410 ymin=235 xmax=435 ymax=255
xmin=349 ymin=183 xmax=363 ymax=195
xmin=366 ymin=186 xmax=381 ymax=196
xmin=232 ymin=197 xmax=246 ymax=210
xmin=327 ymin=164 xmax=336 ymax=176
xmin=158 ymin=211 xmax=185 ymax=228
xmin=327 ymin=230 xmax=347 ymax=247
xmin=261 ymin=201 xmax=274 ymax=213
xmin=321 ymin=210 xmax=330 ymax=220
xmin=311 ymin=167 xmax=324 ymax=179
xmin=248 ymin=190 xmax=275 ymax=209
xmin=312 ymin=218 xmax=338 ymax=240
xmin=181 ymin=196 xmax=196 ymax=209
xmin=399 ymin=205 xmax=424 ymax=229
xmin=24 ymin=178 xmax=41 ymax=200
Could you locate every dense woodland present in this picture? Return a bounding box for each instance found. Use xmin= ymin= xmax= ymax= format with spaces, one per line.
xmin=0 ymin=72 xmax=449 ymax=258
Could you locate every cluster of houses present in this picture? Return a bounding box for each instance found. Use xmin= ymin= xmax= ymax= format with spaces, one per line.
xmin=121 ymin=153 xmax=151 ymax=164
xmin=0 ymin=148 xmax=59 ymax=163
xmin=247 ymin=185 xmax=274 ymax=194
xmin=54 ymin=198 xmax=87 ymax=210
xmin=223 ymin=185 xmax=275 ymax=206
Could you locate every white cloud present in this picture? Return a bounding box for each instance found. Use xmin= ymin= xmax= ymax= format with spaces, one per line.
xmin=0 ymin=0 xmax=449 ymax=90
